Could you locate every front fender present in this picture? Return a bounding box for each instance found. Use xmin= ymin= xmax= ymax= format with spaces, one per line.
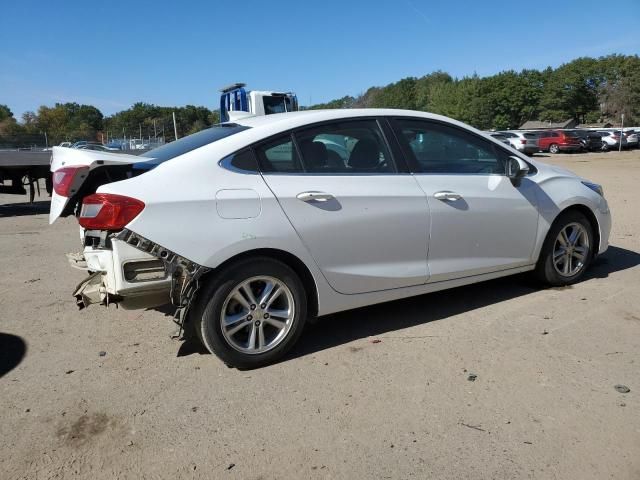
xmin=531 ymin=175 xmax=611 ymax=261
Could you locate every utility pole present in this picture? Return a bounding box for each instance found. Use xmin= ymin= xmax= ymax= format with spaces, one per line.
xmin=619 ymin=113 xmax=624 ymax=152
xmin=153 ymin=119 xmax=157 ymax=138
xmin=172 ymin=112 xmax=179 ymax=141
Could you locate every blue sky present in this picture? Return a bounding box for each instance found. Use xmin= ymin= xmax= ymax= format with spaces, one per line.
xmin=1 ymin=0 xmax=639 ymax=118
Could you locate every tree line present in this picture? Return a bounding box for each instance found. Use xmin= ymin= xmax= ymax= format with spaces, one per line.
xmin=0 ymin=102 xmax=220 ymax=147
xmin=309 ymin=54 xmax=640 ymax=129
xmin=1 ymin=53 xmax=638 ymax=147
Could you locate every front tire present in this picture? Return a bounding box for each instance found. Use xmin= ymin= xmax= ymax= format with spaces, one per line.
xmin=535 ymin=211 xmax=594 ymax=286
xmin=549 ymin=143 xmax=560 ymax=154
xmin=193 ymin=257 xmax=307 ymax=369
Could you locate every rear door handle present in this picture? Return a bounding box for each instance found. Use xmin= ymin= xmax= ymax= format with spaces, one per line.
xmin=434 ymin=191 xmax=462 ymax=201
xmin=296 ymin=191 xmax=335 ymax=202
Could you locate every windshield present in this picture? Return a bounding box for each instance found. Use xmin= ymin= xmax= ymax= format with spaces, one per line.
xmin=136 ymin=124 xmax=250 ymax=169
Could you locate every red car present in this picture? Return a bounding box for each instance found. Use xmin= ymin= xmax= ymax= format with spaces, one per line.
xmin=536 ymin=130 xmax=582 ymax=153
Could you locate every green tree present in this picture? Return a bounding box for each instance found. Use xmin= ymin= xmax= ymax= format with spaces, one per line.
xmin=0 ymin=104 xmax=13 ymax=122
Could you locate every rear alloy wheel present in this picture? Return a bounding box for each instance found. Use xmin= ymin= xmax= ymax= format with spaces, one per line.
xmin=549 ymin=143 xmax=560 ymax=154
xmin=194 ymin=258 xmax=307 ymax=369
xmin=535 ymin=211 xmax=594 ymax=286
xmin=601 ymin=141 xmax=609 ymax=152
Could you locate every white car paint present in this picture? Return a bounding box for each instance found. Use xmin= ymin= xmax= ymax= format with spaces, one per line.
xmin=52 ymin=109 xmax=611 ymax=318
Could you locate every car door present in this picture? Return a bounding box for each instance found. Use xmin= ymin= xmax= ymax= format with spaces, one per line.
xmin=256 ymin=118 xmax=430 ymax=294
xmin=390 ymin=117 xmax=539 ymax=283
xmin=536 ymin=131 xmax=547 ymax=150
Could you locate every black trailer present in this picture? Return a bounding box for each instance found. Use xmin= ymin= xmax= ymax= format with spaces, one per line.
xmin=0 ymin=151 xmax=52 ymax=202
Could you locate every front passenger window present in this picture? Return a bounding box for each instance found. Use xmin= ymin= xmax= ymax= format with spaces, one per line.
xmin=393 ymin=119 xmax=507 ymax=175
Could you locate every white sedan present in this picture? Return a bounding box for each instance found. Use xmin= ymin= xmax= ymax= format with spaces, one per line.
xmin=49 ymin=109 xmax=611 ymax=368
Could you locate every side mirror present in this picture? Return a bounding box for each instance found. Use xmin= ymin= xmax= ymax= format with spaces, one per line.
xmin=506 ymin=156 xmax=530 ymax=186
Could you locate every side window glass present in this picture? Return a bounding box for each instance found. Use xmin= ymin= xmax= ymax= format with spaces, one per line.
xmin=393 ymin=119 xmax=506 ymax=175
xmin=255 ymin=135 xmax=302 ymax=173
xmin=294 ymin=120 xmax=395 ymax=174
xmin=222 ymin=148 xmax=258 ymax=172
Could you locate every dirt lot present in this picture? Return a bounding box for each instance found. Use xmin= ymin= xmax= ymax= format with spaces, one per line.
xmin=1 ymin=150 xmax=639 ymax=479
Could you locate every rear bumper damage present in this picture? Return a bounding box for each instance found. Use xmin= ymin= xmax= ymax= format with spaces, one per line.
xmin=72 ymin=228 xmax=210 ymax=334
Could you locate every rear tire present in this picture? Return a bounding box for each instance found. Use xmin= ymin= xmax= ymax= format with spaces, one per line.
xmin=193 ymin=257 xmax=307 ymax=369
xmin=535 ymin=210 xmax=594 ymax=286
xmin=601 ymin=142 xmax=609 ymax=152
xmin=549 ymin=143 xmax=560 ymax=154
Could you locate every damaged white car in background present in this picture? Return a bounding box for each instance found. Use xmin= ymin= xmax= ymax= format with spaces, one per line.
xmin=50 ymin=109 xmax=611 ymax=368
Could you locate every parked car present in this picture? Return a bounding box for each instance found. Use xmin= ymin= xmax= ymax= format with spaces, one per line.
xmin=536 ymin=130 xmax=582 ymax=153
xmin=106 ymin=140 xmax=125 ymax=150
xmin=623 ymin=130 xmax=638 ymax=149
xmin=486 ymin=132 xmax=511 ymax=145
xmin=571 ymin=130 xmax=604 ymax=152
xmin=598 ymin=131 xmax=626 ymax=151
xmin=76 ymin=143 xmax=121 ymax=152
xmin=49 ymin=109 xmax=611 ymax=368
xmin=498 ymin=131 xmax=539 ymax=155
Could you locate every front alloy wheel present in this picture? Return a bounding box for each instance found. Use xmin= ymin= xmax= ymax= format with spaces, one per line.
xmin=552 ymin=223 xmax=590 ymax=277
xmin=549 ymin=143 xmax=560 ymax=154
xmin=535 ymin=211 xmax=594 ymax=286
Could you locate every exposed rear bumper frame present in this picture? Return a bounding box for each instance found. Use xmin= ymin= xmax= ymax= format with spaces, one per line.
xmin=114 ymin=229 xmax=211 ymax=337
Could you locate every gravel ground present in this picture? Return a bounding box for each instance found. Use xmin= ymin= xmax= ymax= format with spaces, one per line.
xmin=1 ymin=150 xmax=639 ymax=479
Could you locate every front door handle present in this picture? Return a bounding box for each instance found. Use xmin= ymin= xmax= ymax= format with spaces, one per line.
xmin=296 ymin=191 xmax=335 ymax=203
xmin=434 ymin=191 xmax=462 ymax=201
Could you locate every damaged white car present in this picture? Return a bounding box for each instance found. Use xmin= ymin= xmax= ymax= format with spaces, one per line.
xmin=50 ymin=109 xmax=611 ymax=368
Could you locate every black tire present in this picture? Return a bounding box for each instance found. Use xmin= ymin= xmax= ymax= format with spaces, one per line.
xmin=601 ymin=142 xmax=609 ymax=152
xmin=193 ymin=257 xmax=307 ymax=369
xmin=549 ymin=143 xmax=560 ymax=154
xmin=535 ymin=210 xmax=595 ymax=286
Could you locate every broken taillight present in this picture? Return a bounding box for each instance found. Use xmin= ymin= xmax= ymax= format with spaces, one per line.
xmin=79 ymin=193 xmax=145 ymax=230
xmin=52 ymin=166 xmax=90 ymax=196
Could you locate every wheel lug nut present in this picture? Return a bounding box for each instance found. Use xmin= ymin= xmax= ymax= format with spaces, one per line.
xmin=246 ymin=315 xmax=252 ymax=321
xmin=260 ymin=304 xmax=266 ymax=309
xmin=250 ymin=304 xmax=256 ymax=310
xmin=255 ymin=320 xmax=261 ymax=326
xmin=264 ymin=313 xmax=270 ymax=319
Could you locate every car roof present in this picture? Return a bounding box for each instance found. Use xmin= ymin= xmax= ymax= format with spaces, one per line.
xmin=232 ymin=108 xmax=479 ymax=133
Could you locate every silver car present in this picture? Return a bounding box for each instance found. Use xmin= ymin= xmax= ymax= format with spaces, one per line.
xmin=499 ymin=131 xmax=540 ymax=155
xmin=50 ymin=109 xmax=611 ymax=368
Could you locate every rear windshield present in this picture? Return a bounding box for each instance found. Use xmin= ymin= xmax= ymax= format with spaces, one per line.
xmin=136 ymin=124 xmax=250 ymax=169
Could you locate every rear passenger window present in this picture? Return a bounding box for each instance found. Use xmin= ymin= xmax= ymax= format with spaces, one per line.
xmin=393 ymin=119 xmax=507 ymax=175
xmin=294 ymin=119 xmax=395 ymax=173
xmin=256 ymin=135 xmax=303 ymax=173
xmin=222 ymin=148 xmax=258 ymax=172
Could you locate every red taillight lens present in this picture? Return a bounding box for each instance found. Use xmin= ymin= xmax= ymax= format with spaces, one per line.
xmin=520 ymin=139 xmax=526 ymax=144
xmin=52 ymin=166 xmax=90 ymax=196
xmin=79 ymin=193 xmax=145 ymax=230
